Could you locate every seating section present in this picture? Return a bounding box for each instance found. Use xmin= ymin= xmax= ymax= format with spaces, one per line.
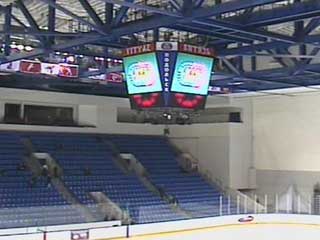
xmin=0 ymin=131 xmax=238 ymax=228
xmin=29 ymin=134 xmax=185 ymax=223
xmin=0 ymin=133 xmax=86 ymax=228
xmin=107 ymin=135 xmax=237 ymax=217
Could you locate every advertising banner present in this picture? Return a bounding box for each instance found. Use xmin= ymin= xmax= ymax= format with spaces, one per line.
xmin=20 ymin=60 xmax=41 ymax=74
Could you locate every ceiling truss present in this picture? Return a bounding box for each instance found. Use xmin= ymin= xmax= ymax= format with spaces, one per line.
xmin=0 ymin=0 xmax=319 ymax=93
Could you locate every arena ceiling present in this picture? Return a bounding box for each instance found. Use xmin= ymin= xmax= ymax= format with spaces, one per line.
xmin=0 ymin=0 xmax=320 ymax=95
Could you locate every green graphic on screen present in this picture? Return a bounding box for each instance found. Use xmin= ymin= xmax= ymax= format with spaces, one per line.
xmin=123 ymin=53 xmax=162 ymax=95
xmin=171 ymin=53 xmax=214 ymax=95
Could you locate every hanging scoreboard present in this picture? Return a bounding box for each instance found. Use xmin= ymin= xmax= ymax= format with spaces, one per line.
xmin=122 ymin=42 xmax=215 ymax=110
xmin=123 ymin=52 xmax=163 ymax=95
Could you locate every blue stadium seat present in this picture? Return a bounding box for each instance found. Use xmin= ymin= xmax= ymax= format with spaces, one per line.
xmin=107 ymin=134 xmax=238 ymax=217
xmin=29 ymin=133 xmax=185 ymax=224
xmin=0 ymin=132 xmax=87 ymax=228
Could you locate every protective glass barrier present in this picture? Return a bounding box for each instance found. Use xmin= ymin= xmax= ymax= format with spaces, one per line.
xmin=0 ymin=192 xmax=316 ymax=230
xmin=0 ymin=204 xmax=108 ymax=229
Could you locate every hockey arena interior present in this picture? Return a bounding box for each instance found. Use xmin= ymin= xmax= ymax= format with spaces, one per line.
xmin=0 ymin=0 xmax=320 ymax=239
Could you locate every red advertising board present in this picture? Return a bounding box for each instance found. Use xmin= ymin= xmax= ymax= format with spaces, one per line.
xmin=58 ymin=64 xmax=79 ymax=78
xmin=122 ymin=43 xmax=155 ymax=57
xmin=178 ymin=43 xmax=215 ymax=57
xmin=106 ymin=72 xmax=123 ymax=83
xmin=20 ymin=60 xmax=41 ymax=74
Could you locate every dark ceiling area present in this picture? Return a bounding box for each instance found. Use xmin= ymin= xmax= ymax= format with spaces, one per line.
xmin=0 ymin=0 xmax=320 ymax=96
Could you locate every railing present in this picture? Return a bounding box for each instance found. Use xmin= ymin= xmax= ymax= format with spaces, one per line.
xmin=0 ymin=193 xmax=318 ymax=231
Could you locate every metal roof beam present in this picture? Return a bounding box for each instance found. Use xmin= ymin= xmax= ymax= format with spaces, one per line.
xmin=0 ymin=4 xmax=26 ymax=27
xmin=4 ymin=4 xmax=12 ymax=56
xmin=101 ymin=0 xmax=181 ymax=18
xmin=194 ymin=0 xmax=206 ymax=9
xmin=0 ymin=36 xmax=122 ymax=63
xmin=214 ymin=63 xmax=320 ymax=89
xmin=193 ymin=0 xmax=284 ymax=19
xmin=102 ymin=0 xmax=297 ymax=45
xmin=15 ymin=0 xmax=47 ymax=45
xmin=192 ymin=19 xmax=296 ymax=43
xmin=216 ymin=53 xmax=320 ymax=59
xmin=0 ymin=0 xmax=293 ymax=63
xmin=304 ymin=17 xmax=320 ymax=35
xmin=105 ymin=2 xmax=113 ymax=24
xmin=48 ymin=0 xmax=56 ymax=46
xmin=78 ymin=0 xmax=105 ymax=27
xmin=0 ymin=30 xmax=100 ymax=37
xmin=237 ymin=0 xmax=320 ymax=27
xmin=173 ymin=24 xmax=255 ymax=43
xmin=169 ymin=0 xmax=181 ymax=11
xmin=182 ymin=0 xmax=193 ymax=16
xmin=291 ymin=48 xmax=320 ymax=75
xmin=219 ymin=34 xmax=320 ymax=56
xmin=102 ymin=0 xmax=282 ymax=18
xmin=39 ymin=0 xmax=110 ymax=35
xmin=111 ymin=0 xmax=135 ymax=26
xmin=221 ymin=58 xmax=241 ymax=75
xmin=266 ymin=49 xmax=289 ymax=67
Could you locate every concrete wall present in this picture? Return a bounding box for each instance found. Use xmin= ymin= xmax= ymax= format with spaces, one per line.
xmin=170 ymin=96 xmax=254 ymax=190
xmin=252 ymin=92 xmax=320 ymax=194
xmin=170 ymin=91 xmax=320 ymax=193
xmin=229 ymin=98 xmax=254 ymax=189
xmin=253 ymin=93 xmax=320 ymax=171
xmin=0 ymin=88 xmax=163 ymax=135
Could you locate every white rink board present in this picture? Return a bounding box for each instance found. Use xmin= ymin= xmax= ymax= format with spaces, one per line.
xmin=128 ymin=223 xmax=320 ymax=240
xmin=1 ymin=215 xmax=320 ymax=240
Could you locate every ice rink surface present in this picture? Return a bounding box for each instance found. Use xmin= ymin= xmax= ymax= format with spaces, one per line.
xmin=111 ymin=223 xmax=320 ymax=240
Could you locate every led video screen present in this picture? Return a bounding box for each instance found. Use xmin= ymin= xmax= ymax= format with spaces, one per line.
xmin=169 ymin=93 xmax=206 ymax=110
xmin=171 ymin=53 xmax=214 ymax=95
xmin=130 ymin=93 xmax=164 ymax=109
xmin=123 ymin=53 xmax=162 ymax=95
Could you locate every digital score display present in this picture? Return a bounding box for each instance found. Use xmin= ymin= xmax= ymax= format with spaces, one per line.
xmin=123 ymin=53 xmax=162 ymax=95
xmin=171 ymin=53 xmax=214 ymax=95
xmin=123 ymin=43 xmax=215 ymax=110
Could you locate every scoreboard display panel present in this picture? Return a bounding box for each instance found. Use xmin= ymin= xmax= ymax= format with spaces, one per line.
xmin=123 ymin=42 xmax=215 ymax=110
xmin=123 ymin=53 xmax=162 ymax=95
xmin=171 ymin=53 xmax=214 ymax=96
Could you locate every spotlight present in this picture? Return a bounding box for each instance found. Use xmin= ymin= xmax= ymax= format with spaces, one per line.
xmin=66 ymin=55 xmax=75 ymax=63
xmin=163 ymin=113 xmax=172 ymax=120
xmin=94 ymin=57 xmax=104 ymax=61
xmin=17 ymin=45 xmax=24 ymax=50
xmin=24 ymin=46 xmax=33 ymax=51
